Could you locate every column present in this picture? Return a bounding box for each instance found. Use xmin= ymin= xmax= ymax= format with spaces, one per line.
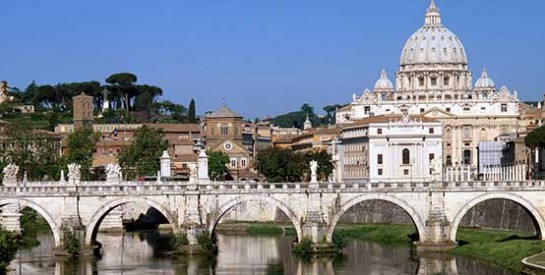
xmin=0 ymin=204 xmax=22 ymax=234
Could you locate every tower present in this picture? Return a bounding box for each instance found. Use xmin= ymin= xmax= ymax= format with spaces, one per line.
xmin=73 ymin=92 xmax=94 ymax=130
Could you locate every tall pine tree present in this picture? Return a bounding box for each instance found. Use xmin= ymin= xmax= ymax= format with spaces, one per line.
xmin=188 ymin=98 xmax=196 ymax=123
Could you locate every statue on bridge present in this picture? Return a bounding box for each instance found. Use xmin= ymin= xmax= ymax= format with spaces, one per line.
xmin=2 ymin=164 xmax=19 ymax=186
xmin=67 ymin=163 xmax=81 ymax=182
xmin=431 ymin=157 xmax=442 ymax=182
xmin=188 ymin=163 xmax=198 ymax=183
xmin=310 ymin=160 xmax=318 ymax=184
xmin=105 ymin=163 xmax=122 ymax=183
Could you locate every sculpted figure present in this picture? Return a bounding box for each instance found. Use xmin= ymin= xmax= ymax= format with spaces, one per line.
xmin=2 ymin=164 xmax=19 ymax=184
xmin=67 ymin=163 xmax=81 ymax=182
xmin=106 ymin=163 xmax=122 ymax=182
xmin=310 ymin=160 xmax=318 ymax=183
xmin=188 ymin=163 xmax=198 ymax=182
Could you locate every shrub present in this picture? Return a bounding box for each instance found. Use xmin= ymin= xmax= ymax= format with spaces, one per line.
xmin=62 ymin=229 xmax=80 ymax=258
xmin=0 ymin=228 xmax=19 ymax=273
xmin=292 ymin=237 xmax=313 ymax=256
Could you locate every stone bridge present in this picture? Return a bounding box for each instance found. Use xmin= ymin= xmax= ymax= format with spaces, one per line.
xmin=2 ymin=179 xmax=545 ymax=253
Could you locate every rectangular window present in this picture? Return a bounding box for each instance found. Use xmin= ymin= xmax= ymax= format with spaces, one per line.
xmin=378 ymin=169 xmax=383 ymax=176
xmin=230 ymin=158 xmax=237 ymax=168
xmin=501 ymin=104 xmax=507 ymax=112
xmin=429 ymin=153 xmax=435 ymax=162
xmin=446 ymin=108 xmax=451 ymax=112
xmin=420 ymin=108 xmax=425 ymax=113
xmin=241 ymin=158 xmax=247 ymax=168
xmin=377 ymin=128 xmax=383 ymax=135
xmin=403 ymin=169 xmax=409 ymax=175
xmin=429 ymin=128 xmax=434 ymax=134
xmin=364 ymin=106 xmax=371 ymax=114
xmin=419 ymin=77 xmax=424 ymax=86
xmin=431 ymin=77 xmax=437 ymax=86
xmin=463 ymin=107 xmax=470 ymax=111
xmin=377 ymin=154 xmax=383 ymax=164
xmin=444 ymin=77 xmax=450 ymax=86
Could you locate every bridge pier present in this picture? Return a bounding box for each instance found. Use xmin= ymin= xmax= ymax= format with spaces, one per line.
xmin=416 ymin=191 xmax=456 ymax=251
xmin=0 ymin=204 xmax=22 ymax=235
xmin=301 ymin=192 xmax=338 ymax=253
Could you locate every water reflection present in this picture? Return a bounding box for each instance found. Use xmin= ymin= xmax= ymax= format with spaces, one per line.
xmin=10 ymin=231 xmax=512 ymax=275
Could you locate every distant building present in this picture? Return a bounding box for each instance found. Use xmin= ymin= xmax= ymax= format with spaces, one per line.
xmin=72 ymin=92 xmax=94 ymax=130
xmin=339 ymin=114 xmax=442 ymax=183
xmin=336 ymin=1 xmax=520 ymax=167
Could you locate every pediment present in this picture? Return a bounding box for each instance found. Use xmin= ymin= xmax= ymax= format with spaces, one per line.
xmin=209 ymin=139 xmax=250 ymax=155
xmin=422 ymin=107 xmax=457 ymax=119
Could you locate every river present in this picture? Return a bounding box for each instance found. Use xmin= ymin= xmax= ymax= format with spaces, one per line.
xmin=9 ymin=231 xmax=512 ymax=274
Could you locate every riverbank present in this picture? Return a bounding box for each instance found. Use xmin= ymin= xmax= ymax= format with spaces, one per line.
xmin=217 ymin=222 xmax=545 ymax=272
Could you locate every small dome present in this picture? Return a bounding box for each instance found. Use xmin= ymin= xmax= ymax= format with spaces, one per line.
xmin=374 ymin=70 xmax=394 ymax=90
xmin=400 ymin=0 xmax=468 ymax=66
xmin=475 ymin=68 xmax=495 ymax=89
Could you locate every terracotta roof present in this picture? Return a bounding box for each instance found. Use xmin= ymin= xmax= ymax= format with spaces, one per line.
xmin=174 ymin=154 xmax=198 ymax=162
xmin=145 ymin=123 xmax=200 ymax=133
xmin=338 ymin=104 xmax=351 ymax=112
xmin=73 ymin=92 xmax=93 ymax=99
xmin=206 ymin=104 xmax=243 ymax=118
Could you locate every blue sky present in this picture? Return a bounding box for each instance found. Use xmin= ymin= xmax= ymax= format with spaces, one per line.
xmin=2 ymin=0 xmax=544 ymax=119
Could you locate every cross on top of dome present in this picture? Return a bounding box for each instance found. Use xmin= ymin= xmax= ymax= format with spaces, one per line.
xmin=425 ymin=0 xmax=441 ymax=26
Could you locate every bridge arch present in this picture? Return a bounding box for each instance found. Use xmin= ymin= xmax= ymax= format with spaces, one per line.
xmin=85 ymin=197 xmax=178 ymax=245
xmin=0 ymin=198 xmax=61 ymax=247
xmin=450 ymin=193 xmax=545 ymax=242
xmin=208 ymin=195 xmax=302 ymax=241
xmin=326 ymin=194 xmax=427 ymax=242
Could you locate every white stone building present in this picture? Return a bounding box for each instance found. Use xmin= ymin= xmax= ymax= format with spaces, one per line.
xmin=337 ymin=0 xmax=520 ymax=166
xmin=340 ymin=114 xmax=442 ymax=183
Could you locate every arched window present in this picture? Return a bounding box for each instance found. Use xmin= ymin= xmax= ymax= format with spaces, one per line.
xmin=402 ymin=148 xmax=410 ymax=165
xmin=220 ymin=124 xmax=229 ymax=136
xmin=446 ymin=155 xmax=452 ymax=166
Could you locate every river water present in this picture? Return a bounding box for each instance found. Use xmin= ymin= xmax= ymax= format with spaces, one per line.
xmin=9 ymin=231 xmax=512 ymax=275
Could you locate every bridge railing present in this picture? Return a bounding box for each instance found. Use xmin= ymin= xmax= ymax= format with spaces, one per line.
xmin=2 ymin=179 xmax=545 ymax=196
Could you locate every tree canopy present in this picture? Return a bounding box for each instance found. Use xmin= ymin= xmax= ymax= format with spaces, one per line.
xmin=257 ymin=147 xmax=333 ymax=182
xmin=525 ymin=125 xmax=545 ymax=149
xmin=62 ymin=127 xmax=100 ymax=180
xmin=207 ymin=150 xmax=229 ymax=180
xmin=118 ymin=126 xmax=167 ymax=179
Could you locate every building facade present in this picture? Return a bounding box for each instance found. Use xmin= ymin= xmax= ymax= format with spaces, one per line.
xmin=336 ymin=0 xmax=520 ymax=167
xmin=340 ymin=115 xmax=442 ymax=183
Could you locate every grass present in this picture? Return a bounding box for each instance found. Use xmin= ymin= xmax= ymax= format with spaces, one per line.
xmin=246 ymin=224 xmax=284 ymax=235
xmin=452 ymin=227 xmax=545 ymax=272
xmin=334 ymin=223 xmax=417 ymax=246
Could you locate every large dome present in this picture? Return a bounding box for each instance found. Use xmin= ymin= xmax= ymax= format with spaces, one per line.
xmin=400 ymin=0 xmax=467 ymax=66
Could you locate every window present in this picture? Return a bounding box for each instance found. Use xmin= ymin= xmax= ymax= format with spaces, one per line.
xmin=402 ymin=148 xmax=410 ymax=165
xmin=464 ymin=128 xmax=470 ymax=139
xmin=378 ymin=169 xmax=383 ymax=176
xmin=230 ymin=158 xmax=237 ymax=168
xmin=446 ymin=155 xmax=452 ymax=166
xmin=463 ymin=106 xmax=470 ymax=111
xmin=364 ymin=106 xmax=371 ymax=114
xmin=431 ymin=77 xmax=437 ymax=86
xmin=501 ymin=104 xmax=507 ymax=112
xmin=419 ymin=77 xmax=425 ymax=87
xmin=221 ymin=124 xmax=229 ymax=135
xmin=446 ymin=108 xmax=451 ymax=112
xmin=377 ymin=128 xmax=383 ymax=135
xmin=429 ymin=153 xmax=435 ymax=162
xmin=240 ymin=158 xmax=247 ymax=168
xmin=377 ymin=154 xmax=383 ymax=164
xmin=444 ymin=77 xmax=450 ymax=86
xmin=404 ymin=169 xmax=409 ymax=175
xmin=420 ymin=108 xmax=425 ymax=113
xmin=429 ymin=128 xmax=434 ymax=134
xmin=463 ymin=150 xmax=471 ymax=165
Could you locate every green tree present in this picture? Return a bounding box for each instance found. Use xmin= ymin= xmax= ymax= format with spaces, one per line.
xmin=118 ymin=126 xmax=167 ymax=179
xmin=105 ymin=72 xmax=138 ymax=111
xmin=207 ymin=150 xmax=229 ymax=180
xmin=257 ymin=147 xmax=302 ymax=182
xmin=525 ymin=125 xmax=545 ymax=149
xmin=323 ymin=104 xmax=343 ymax=125
xmin=188 ymin=98 xmax=196 ymax=123
xmin=0 ymin=228 xmax=18 ymax=272
xmin=63 ymin=127 xmax=99 ymax=180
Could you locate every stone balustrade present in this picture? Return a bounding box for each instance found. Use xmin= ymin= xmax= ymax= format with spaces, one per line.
xmin=2 ymin=179 xmax=545 ymax=197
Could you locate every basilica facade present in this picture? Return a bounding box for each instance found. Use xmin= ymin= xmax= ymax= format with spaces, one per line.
xmin=337 ymin=0 xmax=520 ymax=166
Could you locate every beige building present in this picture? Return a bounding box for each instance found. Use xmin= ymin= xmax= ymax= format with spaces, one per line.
xmin=337 ymin=1 xmax=521 ymax=167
